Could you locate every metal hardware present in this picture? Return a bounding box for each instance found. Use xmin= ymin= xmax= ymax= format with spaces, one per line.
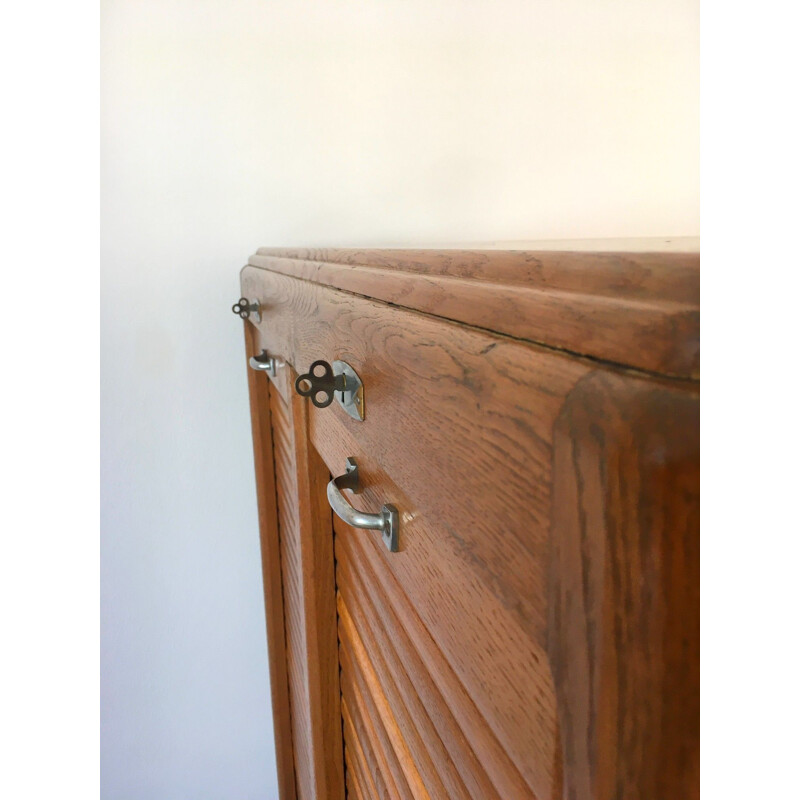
xmin=327 ymin=458 xmax=398 ymax=552
xmin=332 ymin=360 xmax=365 ymax=420
xmin=295 ymin=359 xmax=365 ymax=420
xmin=232 ymin=297 xmax=261 ymax=322
xmin=249 ymin=349 xmax=276 ymax=376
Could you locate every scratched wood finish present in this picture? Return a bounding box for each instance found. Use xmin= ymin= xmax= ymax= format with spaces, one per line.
xmin=243 ymin=324 xmax=296 ymax=800
xmin=266 ymin=369 xmax=345 ymax=800
xmin=239 ymin=245 xmax=699 ymax=800
xmin=549 ymin=371 xmax=699 ymax=800
xmin=247 ymin=242 xmax=699 ymax=378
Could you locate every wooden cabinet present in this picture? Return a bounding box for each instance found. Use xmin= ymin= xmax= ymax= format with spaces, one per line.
xmin=238 ymin=242 xmax=699 ymax=800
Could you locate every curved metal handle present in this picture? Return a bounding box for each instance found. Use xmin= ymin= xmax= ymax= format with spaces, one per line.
xmin=327 ymin=458 xmax=398 ymax=552
xmin=249 ymin=349 xmax=276 ymax=375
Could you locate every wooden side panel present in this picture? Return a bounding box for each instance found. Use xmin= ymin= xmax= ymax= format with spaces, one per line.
xmin=549 ymin=371 xmax=700 ymax=800
xmin=265 ymin=364 xmax=346 ymax=800
xmin=243 ymin=323 xmax=296 ymax=800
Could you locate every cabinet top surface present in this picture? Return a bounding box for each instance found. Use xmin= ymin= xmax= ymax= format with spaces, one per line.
xmin=245 ymin=238 xmax=699 ymax=380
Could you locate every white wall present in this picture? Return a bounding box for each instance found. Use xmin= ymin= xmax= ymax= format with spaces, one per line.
xmin=101 ymin=1 xmax=698 ymax=797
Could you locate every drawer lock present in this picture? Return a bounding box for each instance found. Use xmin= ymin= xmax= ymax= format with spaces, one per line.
xmin=295 ymin=360 xmax=365 ymax=421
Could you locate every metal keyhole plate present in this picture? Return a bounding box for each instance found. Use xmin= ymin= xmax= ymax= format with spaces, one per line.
xmin=331 ymin=361 xmax=366 ymax=420
xmin=332 ymin=360 xmax=365 ymax=421
xmin=295 ymin=359 xmax=365 ymax=420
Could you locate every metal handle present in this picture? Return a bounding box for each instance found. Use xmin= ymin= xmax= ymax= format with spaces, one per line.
xmin=249 ymin=349 xmax=276 ymax=375
xmin=327 ymin=458 xmax=398 ymax=552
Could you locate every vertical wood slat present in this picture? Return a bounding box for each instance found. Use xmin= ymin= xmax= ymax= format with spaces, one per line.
xmin=243 ymin=323 xmax=296 ymax=800
xmin=266 ymin=355 xmax=346 ymax=800
xmin=338 ymin=590 xmax=455 ymax=799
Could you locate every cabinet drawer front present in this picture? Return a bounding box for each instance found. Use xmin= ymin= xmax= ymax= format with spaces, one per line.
xmin=242 ymin=265 xmax=593 ymax=797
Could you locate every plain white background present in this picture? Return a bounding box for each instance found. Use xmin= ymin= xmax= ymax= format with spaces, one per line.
xmin=99 ymin=1 xmax=699 ymax=798
xmin=12 ymin=1 xmax=800 ymax=800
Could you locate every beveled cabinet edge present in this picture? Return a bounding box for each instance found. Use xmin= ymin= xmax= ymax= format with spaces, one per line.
xmin=245 ymin=243 xmax=699 ymax=380
xmin=549 ymin=370 xmax=700 ymax=800
xmin=243 ymin=322 xmax=297 ymax=800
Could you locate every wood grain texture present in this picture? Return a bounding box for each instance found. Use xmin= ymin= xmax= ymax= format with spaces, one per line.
xmin=339 ymin=564 xmax=470 ymax=799
xmin=340 ymin=609 xmax=426 ymax=799
xmin=267 ymin=370 xmax=345 ymax=800
xmin=336 ymin=517 xmax=538 ymax=799
xmin=341 ymin=652 xmax=411 ymax=800
xmin=343 ymin=697 xmax=391 ymax=800
xmin=244 ymin=265 xmax=588 ymax=638
xmin=549 ymin=371 xmax=699 ymax=800
xmin=246 ymin=244 xmax=699 ymax=379
xmin=244 ymin=266 xmax=585 ymax=795
xmin=240 ymin=246 xmax=699 ymax=800
xmin=344 ymin=738 xmax=369 ymax=800
xmin=243 ymin=323 xmax=296 ymax=800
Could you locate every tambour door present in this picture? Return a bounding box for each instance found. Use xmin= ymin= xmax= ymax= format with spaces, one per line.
xmin=244 ymin=324 xmax=344 ymax=800
xmin=334 ymin=512 xmax=557 ymax=800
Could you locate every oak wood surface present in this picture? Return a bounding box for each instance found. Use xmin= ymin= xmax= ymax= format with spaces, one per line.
xmin=240 ymin=246 xmax=700 ymax=800
xmin=266 ymin=370 xmax=345 ymax=800
xmin=335 ymin=517 xmax=538 ymax=799
xmin=247 ymin=244 xmax=699 ymax=379
xmin=241 ymin=266 xmax=589 ymax=635
xmin=243 ymin=323 xmax=296 ymax=800
xmin=549 ymin=371 xmax=699 ymax=800
xmin=242 ymin=265 xmax=593 ymax=795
